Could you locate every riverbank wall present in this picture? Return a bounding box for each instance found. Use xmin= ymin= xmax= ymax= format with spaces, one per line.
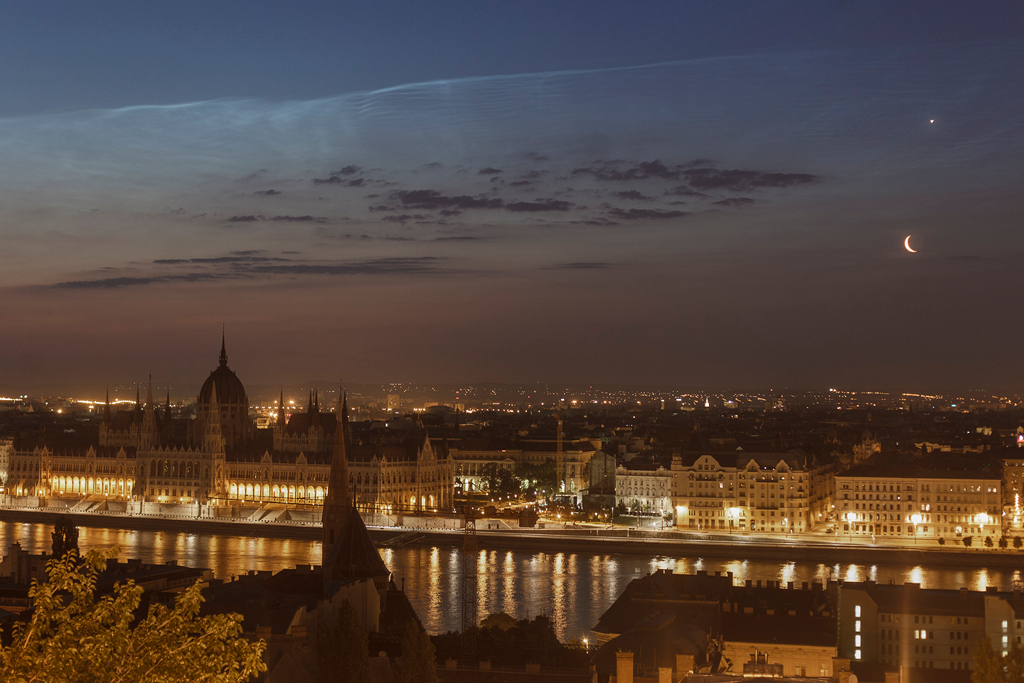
xmin=2 ymin=507 xmax=1022 ymax=570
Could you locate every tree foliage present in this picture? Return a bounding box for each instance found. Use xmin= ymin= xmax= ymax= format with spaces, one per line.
xmin=50 ymin=515 xmax=79 ymax=560
xmin=314 ymin=599 xmax=369 ymax=683
xmin=972 ymin=637 xmax=1024 ymax=683
xmin=518 ymin=459 xmax=557 ymax=498
xmin=0 ymin=548 xmax=266 ymax=683
xmin=1015 ymin=536 xmax=1022 ymax=550
xmin=483 ymin=464 xmax=522 ymax=499
xmin=393 ymin=620 xmax=438 ymax=683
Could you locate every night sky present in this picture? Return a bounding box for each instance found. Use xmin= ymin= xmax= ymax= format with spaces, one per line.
xmin=1 ymin=2 xmax=1022 ymax=392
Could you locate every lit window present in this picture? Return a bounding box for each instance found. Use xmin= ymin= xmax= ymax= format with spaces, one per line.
xmin=855 ymin=605 xmax=862 ymax=618
xmin=855 ymin=620 xmax=861 ymax=632
xmin=855 ymin=635 xmax=861 ymax=647
xmin=855 ymin=650 xmax=862 ymax=660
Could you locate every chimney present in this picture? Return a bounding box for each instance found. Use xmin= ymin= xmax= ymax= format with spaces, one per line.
xmin=676 ymin=653 xmax=695 ymax=677
xmin=616 ymin=651 xmax=634 ymax=683
xmin=832 ymin=657 xmax=851 ymax=680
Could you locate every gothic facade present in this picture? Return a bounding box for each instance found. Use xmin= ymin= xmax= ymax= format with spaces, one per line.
xmin=7 ymin=339 xmax=454 ymax=513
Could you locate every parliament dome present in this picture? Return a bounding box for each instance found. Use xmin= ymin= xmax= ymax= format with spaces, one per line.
xmin=198 ymin=336 xmax=247 ymax=407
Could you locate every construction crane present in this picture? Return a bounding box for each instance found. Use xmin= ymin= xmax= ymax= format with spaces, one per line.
xmin=555 ymin=413 xmax=564 ymax=497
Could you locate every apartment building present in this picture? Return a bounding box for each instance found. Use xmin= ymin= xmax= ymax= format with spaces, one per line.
xmin=834 ymin=465 xmax=1002 ymax=541
xmin=670 ymin=449 xmax=834 ymax=533
xmin=837 ymin=581 xmax=1024 ymax=674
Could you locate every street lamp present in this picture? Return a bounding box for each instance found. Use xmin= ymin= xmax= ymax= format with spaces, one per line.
xmin=727 ymin=507 xmax=740 ymax=533
xmin=911 ymin=514 xmax=922 ymax=545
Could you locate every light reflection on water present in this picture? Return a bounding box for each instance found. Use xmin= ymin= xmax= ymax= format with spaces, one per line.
xmin=2 ymin=521 xmax=1020 ymax=641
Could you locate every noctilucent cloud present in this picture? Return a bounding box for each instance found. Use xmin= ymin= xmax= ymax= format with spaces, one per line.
xmin=0 ymin=2 xmax=1022 ymax=392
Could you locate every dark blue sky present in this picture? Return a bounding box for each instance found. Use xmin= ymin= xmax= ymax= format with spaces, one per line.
xmin=0 ymin=2 xmax=1022 ymax=394
xmin=1 ymin=1 xmax=1020 ymax=114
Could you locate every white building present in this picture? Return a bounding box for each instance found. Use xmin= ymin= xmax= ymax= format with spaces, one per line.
xmin=671 ymin=450 xmax=834 ymax=534
xmin=834 ymin=465 xmax=1002 ymax=542
xmin=615 ymin=455 xmax=672 ymax=515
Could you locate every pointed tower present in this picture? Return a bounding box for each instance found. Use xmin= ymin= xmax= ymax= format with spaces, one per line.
xmin=140 ymin=375 xmax=159 ymax=451
xmin=311 ymin=388 xmax=322 ymax=430
xmin=273 ymin=388 xmax=287 ymax=451
xmin=322 ymin=394 xmax=352 ymax=544
xmin=219 ymin=327 xmax=228 ymax=367
xmin=205 ymin=381 xmax=225 ymax=454
xmin=200 ymin=380 xmax=226 ymax=505
xmin=322 ymin=392 xmax=389 ymax=594
xmin=99 ymin=387 xmax=113 ymax=447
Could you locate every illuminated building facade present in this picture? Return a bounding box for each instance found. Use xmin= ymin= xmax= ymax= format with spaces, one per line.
xmin=834 ymin=465 xmax=1002 ymax=541
xmin=614 ymin=455 xmax=672 ymax=515
xmin=837 ymin=581 xmax=1024 ymax=671
xmin=6 ymin=339 xmax=453 ymax=513
xmin=670 ymin=450 xmax=834 ymax=533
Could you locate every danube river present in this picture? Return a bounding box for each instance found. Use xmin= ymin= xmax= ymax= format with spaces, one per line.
xmin=2 ymin=521 xmax=1022 ymax=641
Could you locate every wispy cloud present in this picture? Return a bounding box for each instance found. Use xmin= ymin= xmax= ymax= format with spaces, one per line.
xmin=51 ymin=254 xmax=455 ymax=289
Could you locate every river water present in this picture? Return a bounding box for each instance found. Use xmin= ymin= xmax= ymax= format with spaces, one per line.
xmin=3 ymin=521 xmax=1022 ymax=642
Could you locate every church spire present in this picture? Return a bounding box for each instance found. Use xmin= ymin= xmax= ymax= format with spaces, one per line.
xmin=277 ymin=388 xmax=287 ymax=427
xmin=219 ymin=327 xmax=228 ymax=367
xmin=321 ymin=389 xmax=390 ymax=592
xmin=103 ymin=387 xmax=111 ymax=426
xmin=146 ymin=374 xmax=154 ymax=411
xmin=205 ymin=381 xmax=224 ymax=454
xmin=322 ymin=392 xmax=352 ymax=546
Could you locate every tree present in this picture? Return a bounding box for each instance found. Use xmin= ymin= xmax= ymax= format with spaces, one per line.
xmin=964 ymin=536 xmax=974 ymax=548
xmin=518 ymin=460 xmax=557 ymax=498
xmin=393 ymin=620 xmax=439 ymax=683
xmin=971 ymin=637 xmax=1024 ymax=683
xmin=483 ymin=464 xmax=521 ymax=499
xmin=315 ymin=600 xmax=369 ymax=683
xmin=1000 ymin=536 xmax=1009 ymax=549
xmin=1015 ymin=536 xmax=1022 ymax=550
xmin=938 ymin=537 xmax=946 ymax=546
xmin=1005 ymin=641 xmax=1024 ymax=683
xmin=973 ymin=635 xmax=1003 ymax=683
xmin=0 ymin=548 xmax=266 ymax=683
xmin=50 ymin=515 xmax=79 ymax=560
xmin=986 ymin=536 xmax=994 ymax=548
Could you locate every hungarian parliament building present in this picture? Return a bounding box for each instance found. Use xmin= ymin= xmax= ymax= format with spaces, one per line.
xmin=4 ymin=339 xmax=454 ymax=513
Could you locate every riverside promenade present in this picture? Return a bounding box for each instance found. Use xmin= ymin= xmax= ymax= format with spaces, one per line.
xmin=2 ymin=504 xmax=1023 ymax=570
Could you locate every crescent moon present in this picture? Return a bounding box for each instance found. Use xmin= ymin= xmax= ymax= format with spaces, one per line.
xmin=904 ymin=235 xmax=917 ymax=253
